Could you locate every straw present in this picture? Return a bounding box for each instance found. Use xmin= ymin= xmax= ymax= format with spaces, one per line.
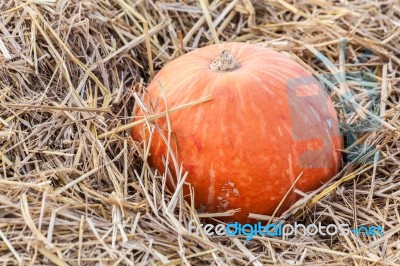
xmin=1 ymin=0 xmax=400 ymax=264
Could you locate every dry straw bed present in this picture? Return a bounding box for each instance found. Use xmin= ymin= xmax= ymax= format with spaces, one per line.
xmin=0 ymin=0 xmax=399 ymax=265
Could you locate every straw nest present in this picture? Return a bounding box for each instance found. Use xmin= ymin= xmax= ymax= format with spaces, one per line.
xmin=1 ymin=0 xmax=399 ymax=265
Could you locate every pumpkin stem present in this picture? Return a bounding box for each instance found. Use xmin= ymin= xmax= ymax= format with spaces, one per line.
xmin=210 ymin=50 xmax=240 ymax=72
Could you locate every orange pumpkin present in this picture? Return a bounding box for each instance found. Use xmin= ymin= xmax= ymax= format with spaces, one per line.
xmin=132 ymin=42 xmax=342 ymax=223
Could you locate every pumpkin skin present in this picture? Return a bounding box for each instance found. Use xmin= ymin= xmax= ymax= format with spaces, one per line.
xmin=132 ymin=42 xmax=342 ymax=223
